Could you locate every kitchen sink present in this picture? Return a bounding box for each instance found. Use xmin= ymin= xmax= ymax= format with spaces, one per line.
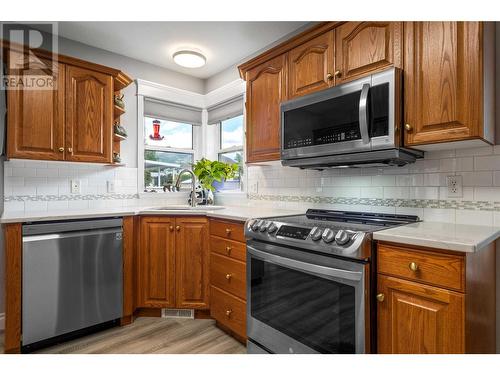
xmin=148 ymin=205 xmax=226 ymax=211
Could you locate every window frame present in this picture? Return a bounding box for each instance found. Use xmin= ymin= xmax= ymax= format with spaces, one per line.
xmin=217 ymin=114 xmax=244 ymax=191
xmin=141 ymin=114 xmax=201 ymax=193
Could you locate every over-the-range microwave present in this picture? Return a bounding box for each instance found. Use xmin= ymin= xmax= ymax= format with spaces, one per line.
xmin=280 ymin=67 xmax=423 ymax=169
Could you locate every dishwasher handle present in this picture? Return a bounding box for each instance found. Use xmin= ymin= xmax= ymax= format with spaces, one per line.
xmin=23 ymin=227 xmax=123 ymax=243
xmin=22 ymin=218 xmax=123 ymax=235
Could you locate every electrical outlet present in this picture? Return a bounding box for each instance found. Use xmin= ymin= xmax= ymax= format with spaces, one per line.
xmin=446 ymin=175 xmax=463 ymax=198
xmin=70 ymin=180 xmax=81 ymax=194
xmin=107 ymin=180 xmax=115 ymax=193
xmin=249 ymin=181 xmax=258 ymax=194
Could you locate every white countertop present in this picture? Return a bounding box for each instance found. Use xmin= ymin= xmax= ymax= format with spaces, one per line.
xmin=0 ymin=205 xmax=302 ymax=224
xmin=373 ymin=221 xmax=500 ymax=253
xmin=3 ymin=207 xmax=499 ymax=253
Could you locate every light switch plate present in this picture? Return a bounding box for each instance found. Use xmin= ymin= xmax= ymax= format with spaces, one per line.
xmin=107 ymin=180 xmax=115 ymax=193
xmin=248 ymin=181 xmax=258 ymax=194
xmin=70 ymin=180 xmax=81 ymax=194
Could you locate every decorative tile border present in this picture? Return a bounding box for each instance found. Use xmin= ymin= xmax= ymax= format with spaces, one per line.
xmin=248 ymin=194 xmax=500 ymax=211
xmin=4 ymin=193 xmax=140 ymax=202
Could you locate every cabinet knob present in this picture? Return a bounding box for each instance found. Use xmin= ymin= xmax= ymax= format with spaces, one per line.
xmin=58 ymin=147 xmax=64 ymax=152
xmin=404 ymin=123 xmax=413 ymax=132
xmin=225 ymin=228 xmax=232 ymax=235
xmin=225 ymin=309 xmax=232 ymax=317
xmin=334 ymin=70 xmax=342 ymax=78
xmin=225 ymin=246 xmax=232 ymax=254
xmin=169 ymin=226 xmax=174 ymax=232
xmin=409 ymin=262 xmax=419 ymax=272
xmin=176 ymin=226 xmax=181 ymax=232
xmin=225 ymin=273 xmax=232 ymax=280
xmin=376 ymin=293 xmax=385 ymax=302
xmin=326 ymin=73 xmax=334 ymax=80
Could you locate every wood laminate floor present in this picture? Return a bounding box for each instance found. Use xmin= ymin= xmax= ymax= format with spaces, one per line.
xmin=0 ymin=317 xmax=246 ymax=354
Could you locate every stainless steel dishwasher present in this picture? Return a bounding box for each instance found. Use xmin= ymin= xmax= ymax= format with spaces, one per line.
xmin=22 ymin=218 xmax=123 ymax=349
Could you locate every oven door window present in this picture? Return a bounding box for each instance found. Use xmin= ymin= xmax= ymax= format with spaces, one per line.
xmin=250 ymin=258 xmax=356 ymax=353
xmin=283 ymin=90 xmax=362 ymax=149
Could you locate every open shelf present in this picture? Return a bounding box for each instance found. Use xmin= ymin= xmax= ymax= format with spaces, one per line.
xmin=114 ymin=105 xmax=125 ymax=118
xmin=113 ymin=133 xmax=127 ymax=142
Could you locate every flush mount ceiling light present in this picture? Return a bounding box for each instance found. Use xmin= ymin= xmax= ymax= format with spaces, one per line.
xmin=173 ymin=50 xmax=206 ymax=68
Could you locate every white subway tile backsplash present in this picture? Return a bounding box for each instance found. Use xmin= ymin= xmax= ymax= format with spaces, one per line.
xmin=460 ymin=171 xmax=493 ymax=187
xmin=383 ymin=187 xmax=410 ymax=199
xmin=456 ymin=210 xmax=493 ymax=226
xmin=474 ymin=187 xmax=500 ymax=201
xmin=410 ymin=187 xmax=439 ymax=200
xmin=372 ymin=175 xmax=396 ymax=186
xmin=474 ymin=155 xmax=500 ymax=171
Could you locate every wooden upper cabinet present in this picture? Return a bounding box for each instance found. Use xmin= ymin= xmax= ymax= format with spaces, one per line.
xmin=377 ymin=275 xmax=465 ymax=354
xmin=65 ymin=65 xmax=113 ymax=163
xmin=7 ymin=53 xmax=66 ymax=160
xmin=139 ymin=217 xmax=176 ymax=308
xmin=245 ymin=54 xmax=287 ymax=163
xmin=175 ymin=217 xmax=210 ymax=309
xmin=288 ymin=31 xmax=335 ymax=98
xmin=335 ymin=22 xmax=402 ymax=83
xmin=404 ymin=22 xmax=493 ymax=147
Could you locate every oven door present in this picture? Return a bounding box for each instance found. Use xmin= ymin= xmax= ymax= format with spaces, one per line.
xmin=281 ymin=67 xmax=397 ymax=160
xmin=247 ymin=241 xmax=367 ymax=354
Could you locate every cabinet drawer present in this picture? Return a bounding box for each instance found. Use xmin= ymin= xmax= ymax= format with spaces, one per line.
xmin=378 ymin=243 xmax=465 ymax=291
xmin=211 ymin=253 xmax=246 ymax=300
xmin=210 ymin=235 xmax=246 ymax=262
xmin=211 ymin=286 xmax=246 ymax=338
xmin=210 ymin=219 xmax=245 ymax=243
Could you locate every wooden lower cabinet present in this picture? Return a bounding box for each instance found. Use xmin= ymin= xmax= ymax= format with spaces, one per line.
xmin=209 ymin=219 xmax=247 ymax=342
xmin=377 ymin=275 xmax=464 ymax=354
xmin=137 ymin=216 xmax=209 ymax=310
xmin=138 ymin=217 xmax=176 ymax=308
xmin=175 ymin=217 xmax=210 ymax=309
xmin=376 ymin=242 xmax=496 ymax=354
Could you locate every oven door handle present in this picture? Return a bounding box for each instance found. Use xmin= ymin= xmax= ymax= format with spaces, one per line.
xmin=359 ymin=83 xmax=370 ymax=144
xmin=247 ymin=245 xmax=363 ymax=281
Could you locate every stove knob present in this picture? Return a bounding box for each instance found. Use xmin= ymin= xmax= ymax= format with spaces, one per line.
xmin=259 ymin=221 xmax=269 ymax=232
xmin=310 ymin=227 xmax=322 ymax=241
xmin=322 ymin=228 xmax=335 ymax=243
xmin=247 ymin=219 xmax=256 ymax=231
xmin=335 ymin=230 xmax=350 ymax=245
xmin=251 ymin=220 xmax=261 ymax=231
xmin=268 ymin=222 xmax=278 ymax=234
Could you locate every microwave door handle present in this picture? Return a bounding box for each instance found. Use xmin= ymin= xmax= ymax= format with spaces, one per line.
xmin=359 ymin=83 xmax=370 ymax=144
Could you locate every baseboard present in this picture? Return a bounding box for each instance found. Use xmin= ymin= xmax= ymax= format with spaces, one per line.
xmin=0 ymin=313 xmax=5 ymax=331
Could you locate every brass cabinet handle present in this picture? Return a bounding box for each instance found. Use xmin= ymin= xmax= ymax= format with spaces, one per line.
xmin=225 ymin=246 xmax=232 ymax=255
xmin=225 ymin=273 xmax=232 ymax=280
xmin=409 ymin=262 xmax=419 ymax=272
xmin=176 ymin=226 xmax=181 ymax=232
xmin=58 ymin=147 xmax=64 ymax=152
xmin=169 ymin=226 xmax=174 ymax=232
xmin=225 ymin=309 xmax=232 ymax=317
xmin=225 ymin=228 xmax=232 ymax=235
xmin=326 ymin=72 xmax=334 ymax=80
xmin=404 ymin=123 xmax=413 ymax=132
xmin=376 ymin=293 xmax=385 ymax=302
xmin=334 ymin=70 xmax=342 ymax=78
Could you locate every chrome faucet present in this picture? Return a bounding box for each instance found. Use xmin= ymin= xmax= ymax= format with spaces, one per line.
xmin=175 ymin=169 xmax=198 ymax=207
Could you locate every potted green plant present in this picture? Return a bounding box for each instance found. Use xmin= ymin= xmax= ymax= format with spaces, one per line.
xmin=193 ymin=158 xmax=239 ymax=196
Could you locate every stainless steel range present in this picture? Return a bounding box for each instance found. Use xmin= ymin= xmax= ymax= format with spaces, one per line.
xmin=245 ymin=209 xmax=419 ymax=354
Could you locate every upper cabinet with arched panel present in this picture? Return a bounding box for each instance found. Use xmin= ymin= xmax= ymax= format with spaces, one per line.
xmin=288 ymin=31 xmax=334 ymax=98
xmin=334 ymin=22 xmax=402 ymax=83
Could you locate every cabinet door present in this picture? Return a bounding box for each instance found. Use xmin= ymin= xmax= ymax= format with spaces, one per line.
xmin=404 ymin=22 xmax=482 ymax=146
xmin=138 ymin=217 xmax=176 ymax=308
xmin=175 ymin=217 xmax=210 ymax=309
xmin=288 ymin=31 xmax=334 ymax=98
xmin=377 ymin=275 xmax=464 ymax=354
xmin=65 ymin=65 xmax=113 ymax=163
xmin=246 ymin=54 xmax=287 ymax=163
xmin=335 ymin=22 xmax=402 ymax=83
xmin=7 ymin=53 xmax=65 ymax=160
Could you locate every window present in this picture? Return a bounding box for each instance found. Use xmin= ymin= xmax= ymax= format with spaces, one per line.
xmin=218 ymin=115 xmax=244 ymax=191
xmin=143 ymin=117 xmax=194 ymax=192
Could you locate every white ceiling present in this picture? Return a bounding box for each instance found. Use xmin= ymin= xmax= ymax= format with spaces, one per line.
xmin=56 ymin=22 xmax=308 ymax=79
